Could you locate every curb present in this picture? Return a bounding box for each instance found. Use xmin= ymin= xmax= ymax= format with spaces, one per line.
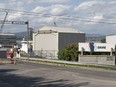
xmin=0 ymin=58 xmax=17 ymax=64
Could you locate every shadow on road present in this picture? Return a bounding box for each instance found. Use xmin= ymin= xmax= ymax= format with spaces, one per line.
xmin=0 ymin=69 xmax=90 ymax=87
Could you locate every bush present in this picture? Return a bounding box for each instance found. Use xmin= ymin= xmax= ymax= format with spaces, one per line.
xmin=58 ymin=44 xmax=78 ymax=61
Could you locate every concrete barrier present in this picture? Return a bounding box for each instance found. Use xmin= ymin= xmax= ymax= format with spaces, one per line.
xmin=78 ymin=55 xmax=115 ymax=65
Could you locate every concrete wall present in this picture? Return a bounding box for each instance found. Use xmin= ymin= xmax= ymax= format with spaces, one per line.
xmin=33 ymin=33 xmax=58 ymax=51
xmin=59 ymin=33 xmax=85 ymax=50
xmin=78 ymin=55 xmax=115 ymax=65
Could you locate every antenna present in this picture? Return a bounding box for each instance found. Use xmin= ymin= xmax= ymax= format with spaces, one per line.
xmin=53 ymin=17 xmax=57 ymax=27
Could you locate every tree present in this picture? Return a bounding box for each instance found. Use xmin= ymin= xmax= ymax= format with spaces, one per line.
xmin=58 ymin=43 xmax=79 ymax=61
xmin=101 ymin=38 xmax=106 ymax=43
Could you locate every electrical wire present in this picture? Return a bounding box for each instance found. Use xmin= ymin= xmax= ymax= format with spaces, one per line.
xmin=0 ymin=8 xmax=116 ymax=24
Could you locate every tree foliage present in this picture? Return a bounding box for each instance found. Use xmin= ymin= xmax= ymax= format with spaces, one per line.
xmin=101 ymin=38 xmax=106 ymax=43
xmin=58 ymin=44 xmax=79 ymax=61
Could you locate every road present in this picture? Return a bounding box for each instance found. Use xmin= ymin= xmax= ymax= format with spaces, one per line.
xmin=0 ymin=61 xmax=116 ymax=87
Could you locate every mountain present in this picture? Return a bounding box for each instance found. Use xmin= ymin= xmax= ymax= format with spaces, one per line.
xmin=14 ymin=31 xmax=27 ymax=40
xmin=86 ymin=34 xmax=106 ymax=42
xmin=86 ymin=34 xmax=106 ymax=37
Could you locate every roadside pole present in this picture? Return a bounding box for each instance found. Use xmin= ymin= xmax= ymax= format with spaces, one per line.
xmin=26 ymin=21 xmax=30 ymax=60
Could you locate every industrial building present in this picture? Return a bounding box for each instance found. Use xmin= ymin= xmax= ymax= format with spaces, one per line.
xmin=0 ymin=34 xmax=16 ymax=48
xmin=33 ymin=26 xmax=85 ymax=58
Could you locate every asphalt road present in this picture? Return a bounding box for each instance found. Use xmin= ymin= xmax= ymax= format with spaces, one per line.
xmin=0 ymin=61 xmax=116 ymax=87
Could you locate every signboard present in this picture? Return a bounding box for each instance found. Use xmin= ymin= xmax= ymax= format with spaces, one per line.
xmin=79 ymin=43 xmax=115 ymax=52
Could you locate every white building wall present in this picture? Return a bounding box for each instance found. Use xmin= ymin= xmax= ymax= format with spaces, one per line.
xmin=33 ymin=33 xmax=58 ymax=51
xmin=79 ymin=43 xmax=90 ymax=51
xmin=106 ymin=35 xmax=116 ymax=44
xmin=20 ymin=41 xmax=33 ymax=53
xmin=20 ymin=43 xmax=28 ymax=53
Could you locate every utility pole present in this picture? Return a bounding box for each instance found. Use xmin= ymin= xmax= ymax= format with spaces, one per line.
xmin=0 ymin=11 xmax=9 ymax=33
xmin=0 ymin=20 xmax=30 ymax=59
xmin=25 ymin=21 xmax=30 ymax=59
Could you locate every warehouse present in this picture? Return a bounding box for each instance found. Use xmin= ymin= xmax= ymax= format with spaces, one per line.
xmin=33 ymin=26 xmax=85 ymax=58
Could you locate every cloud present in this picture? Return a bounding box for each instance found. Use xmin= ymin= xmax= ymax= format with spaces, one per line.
xmin=25 ymin=0 xmax=37 ymax=4
xmin=21 ymin=0 xmax=70 ymax=4
xmin=37 ymin=0 xmax=70 ymax=4
xmin=7 ymin=0 xmax=24 ymax=10
xmin=50 ymin=5 xmax=71 ymax=16
xmin=74 ymin=1 xmax=101 ymax=14
xmin=8 ymin=12 xmax=22 ymax=20
xmin=31 ymin=4 xmax=72 ymax=16
xmin=0 ymin=3 xmax=5 ymax=8
xmin=73 ymin=1 xmax=116 ymax=27
xmin=86 ymin=15 xmax=104 ymax=24
xmin=74 ymin=0 xmax=116 ymax=15
xmin=93 ymin=15 xmax=103 ymax=20
xmin=32 ymin=6 xmax=46 ymax=13
xmin=1 ymin=0 xmax=116 ymax=35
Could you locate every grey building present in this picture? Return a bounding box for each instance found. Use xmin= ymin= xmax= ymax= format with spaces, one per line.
xmin=0 ymin=34 xmax=16 ymax=48
xmin=33 ymin=26 xmax=85 ymax=58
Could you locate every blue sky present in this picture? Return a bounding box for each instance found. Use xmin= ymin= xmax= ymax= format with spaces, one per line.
xmin=0 ymin=0 xmax=116 ymax=35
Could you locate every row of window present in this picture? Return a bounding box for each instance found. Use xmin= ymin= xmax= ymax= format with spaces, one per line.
xmin=0 ymin=38 xmax=16 ymax=39
xmin=0 ymin=41 xmax=16 ymax=44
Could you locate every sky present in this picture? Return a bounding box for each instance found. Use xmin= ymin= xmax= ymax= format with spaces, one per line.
xmin=0 ymin=0 xmax=116 ymax=35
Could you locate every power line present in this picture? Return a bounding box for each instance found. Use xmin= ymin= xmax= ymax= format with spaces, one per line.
xmin=0 ymin=8 xmax=116 ymax=25
xmin=0 ymin=8 xmax=44 ymax=16
xmin=60 ymin=17 xmax=116 ymax=24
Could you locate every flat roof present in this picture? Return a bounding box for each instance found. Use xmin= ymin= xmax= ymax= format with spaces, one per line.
xmin=0 ymin=33 xmax=15 ymax=36
xmin=37 ymin=26 xmax=85 ymax=33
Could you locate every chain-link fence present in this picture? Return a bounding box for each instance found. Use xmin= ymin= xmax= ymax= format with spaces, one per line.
xmin=21 ymin=50 xmax=58 ymax=59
